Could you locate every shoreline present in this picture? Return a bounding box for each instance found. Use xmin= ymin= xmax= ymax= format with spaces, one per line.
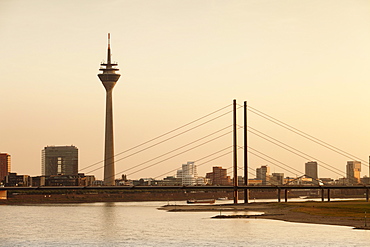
xmin=2 ymin=193 xmax=370 ymax=229
xmin=159 ymin=201 xmax=370 ymax=229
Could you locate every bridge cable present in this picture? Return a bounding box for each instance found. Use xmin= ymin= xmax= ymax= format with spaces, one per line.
xmin=119 ymin=131 xmax=236 ymax=178
xmin=80 ymin=104 xmax=234 ymax=172
xmin=236 ymin=166 xmax=284 ymax=185
xmin=224 ymin=147 xmax=305 ymax=178
xmin=248 ymin=129 xmax=345 ymax=177
xmin=116 ymin=128 xmax=232 ymax=175
xmin=245 ymin=126 xmax=345 ymax=177
xmin=85 ymin=125 xmax=233 ymax=175
xmin=153 ymin=147 xmax=233 ymax=180
xmin=245 ymin=105 xmax=369 ymax=167
xmin=224 ymin=166 xmax=282 ymax=185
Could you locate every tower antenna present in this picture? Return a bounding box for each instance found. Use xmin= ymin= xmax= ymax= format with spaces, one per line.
xmin=108 ymin=33 xmax=111 ymax=48
xmin=107 ymin=33 xmax=111 ymax=64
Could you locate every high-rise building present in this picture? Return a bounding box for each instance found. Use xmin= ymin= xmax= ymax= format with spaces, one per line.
xmin=346 ymin=161 xmax=361 ymax=184
xmin=180 ymin=161 xmax=197 ymax=186
xmin=256 ymin=165 xmax=270 ymax=185
xmin=305 ymin=161 xmax=318 ymax=180
xmin=206 ymin=166 xmax=232 ymax=185
xmin=98 ymin=33 xmax=121 ymax=186
xmin=42 ymin=146 xmax=78 ymax=176
xmin=0 ymin=153 xmax=11 ymax=182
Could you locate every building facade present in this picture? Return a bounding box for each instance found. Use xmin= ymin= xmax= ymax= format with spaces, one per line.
xmin=305 ymin=161 xmax=318 ymax=180
xmin=271 ymin=173 xmax=284 ymax=185
xmin=42 ymin=146 xmax=78 ymax=176
xmin=206 ymin=166 xmax=232 ymax=185
xmin=256 ymin=165 xmax=270 ymax=185
xmin=4 ymin=172 xmax=29 ymax=187
xmin=30 ymin=174 xmax=95 ymax=187
xmin=0 ymin=153 xmax=11 ymax=182
xmin=178 ymin=161 xmax=198 ymax=186
xmin=346 ymin=161 xmax=361 ymax=184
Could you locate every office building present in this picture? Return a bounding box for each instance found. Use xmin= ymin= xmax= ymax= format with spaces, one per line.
xmin=178 ymin=161 xmax=197 ymax=186
xmin=256 ymin=165 xmax=270 ymax=185
xmin=0 ymin=153 xmax=11 ymax=182
xmin=346 ymin=161 xmax=361 ymax=184
xmin=42 ymin=146 xmax=78 ymax=176
xmin=176 ymin=169 xmax=183 ymax=179
xmin=305 ymin=161 xmax=318 ymax=180
xmin=30 ymin=174 xmax=95 ymax=187
xmin=206 ymin=166 xmax=232 ymax=185
xmin=271 ymin=173 xmax=284 ymax=185
xmin=4 ymin=172 xmax=29 ymax=187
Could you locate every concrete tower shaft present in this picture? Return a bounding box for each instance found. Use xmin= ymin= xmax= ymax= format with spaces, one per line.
xmin=98 ymin=33 xmax=121 ymax=186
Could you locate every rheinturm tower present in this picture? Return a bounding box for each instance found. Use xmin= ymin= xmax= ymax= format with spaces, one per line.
xmin=98 ymin=33 xmax=121 ymax=185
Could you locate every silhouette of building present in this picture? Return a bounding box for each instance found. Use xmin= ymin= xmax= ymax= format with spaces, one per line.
xmin=42 ymin=146 xmax=78 ymax=176
xmin=305 ymin=161 xmax=318 ymax=180
xmin=256 ymin=165 xmax=270 ymax=185
xmin=346 ymin=161 xmax=361 ymax=184
xmin=98 ymin=34 xmax=121 ymax=186
xmin=206 ymin=166 xmax=232 ymax=185
xmin=0 ymin=153 xmax=11 ymax=183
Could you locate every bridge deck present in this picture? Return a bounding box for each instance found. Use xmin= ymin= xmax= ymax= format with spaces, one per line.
xmin=0 ymin=185 xmax=369 ymax=191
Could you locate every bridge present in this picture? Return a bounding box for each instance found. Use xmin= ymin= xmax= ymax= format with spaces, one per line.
xmin=2 ymin=185 xmax=370 ymax=203
xmin=78 ymin=100 xmax=370 ymax=204
xmin=4 ymin=100 xmax=369 ymax=204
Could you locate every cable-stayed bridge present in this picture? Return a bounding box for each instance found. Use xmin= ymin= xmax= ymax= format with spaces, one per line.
xmin=2 ymin=100 xmax=369 ymax=203
xmin=81 ymin=100 xmax=368 ymax=180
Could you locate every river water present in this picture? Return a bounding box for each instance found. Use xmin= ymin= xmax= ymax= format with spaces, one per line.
xmin=1 ymin=200 xmax=369 ymax=246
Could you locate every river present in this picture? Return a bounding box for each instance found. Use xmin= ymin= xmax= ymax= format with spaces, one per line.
xmin=1 ymin=200 xmax=369 ymax=246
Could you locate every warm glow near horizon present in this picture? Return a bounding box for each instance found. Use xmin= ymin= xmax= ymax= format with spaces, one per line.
xmin=1 ymin=0 xmax=370 ymax=181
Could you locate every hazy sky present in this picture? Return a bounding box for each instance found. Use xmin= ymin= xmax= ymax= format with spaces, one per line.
xmin=1 ymin=0 xmax=370 ymax=180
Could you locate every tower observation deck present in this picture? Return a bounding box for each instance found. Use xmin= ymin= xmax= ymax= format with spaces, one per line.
xmin=98 ymin=33 xmax=121 ymax=185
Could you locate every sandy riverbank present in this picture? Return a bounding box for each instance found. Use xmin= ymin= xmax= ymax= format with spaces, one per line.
xmin=159 ymin=201 xmax=370 ymax=229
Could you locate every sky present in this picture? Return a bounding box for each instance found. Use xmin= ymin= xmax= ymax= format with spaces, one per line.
xmin=1 ymin=0 xmax=370 ymax=181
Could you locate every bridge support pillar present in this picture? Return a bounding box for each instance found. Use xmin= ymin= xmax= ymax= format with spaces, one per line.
xmin=244 ymin=189 xmax=249 ymax=204
xmin=366 ymin=188 xmax=369 ymax=202
xmin=233 ymin=99 xmax=238 ymax=204
xmin=321 ymin=188 xmax=324 ymax=202
xmin=277 ymin=188 xmax=281 ymax=202
xmin=233 ymin=188 xmax=238 ymax=204
xmin=327 ymin=189 xmax=330 ymax=202
xmin=284 ymin=189 xmax=288 ymax=202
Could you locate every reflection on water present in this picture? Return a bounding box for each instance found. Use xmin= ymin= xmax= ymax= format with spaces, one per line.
xmin=1 ymin=201 xmax=370 ymax=246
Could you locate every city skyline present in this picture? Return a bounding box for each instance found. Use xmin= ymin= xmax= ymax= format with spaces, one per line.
xmin=1 ymin=0 xmax=370 ymax=180
xmin=2 ymin=147 xmax=367 ymax=186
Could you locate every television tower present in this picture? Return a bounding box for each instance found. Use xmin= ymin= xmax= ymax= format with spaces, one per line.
xmin=98 ymin=33 xmax=121 ymax=185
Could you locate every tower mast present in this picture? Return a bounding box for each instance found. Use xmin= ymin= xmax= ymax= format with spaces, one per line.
xmin=98 ymin=33 xmax=121 ymax=185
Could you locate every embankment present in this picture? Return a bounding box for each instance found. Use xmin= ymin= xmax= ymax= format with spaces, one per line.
xmin=161 ymin=201 xmax=370 ymax=229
